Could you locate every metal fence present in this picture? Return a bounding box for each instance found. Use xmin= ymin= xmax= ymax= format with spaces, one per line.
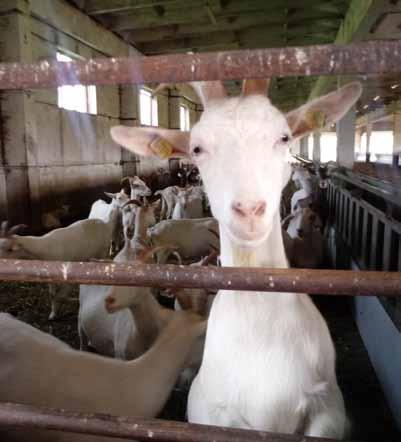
xmin=1 ymin=38 xmax=401 ymax=441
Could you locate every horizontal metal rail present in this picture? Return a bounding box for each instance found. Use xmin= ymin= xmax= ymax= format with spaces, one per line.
xmin=0 ymin=259 xmax=400 ymax=296
xmin=0 ymin=402 xmax=348 ymax=442
xmin=0 ymin=40 xmax=400 ymax=90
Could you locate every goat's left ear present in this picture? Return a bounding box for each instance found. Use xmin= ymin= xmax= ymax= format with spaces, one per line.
xmin=286 ymin=82 xmax=362 ymax=139
xmin=110 ymin=126 xmax=190 ymax=159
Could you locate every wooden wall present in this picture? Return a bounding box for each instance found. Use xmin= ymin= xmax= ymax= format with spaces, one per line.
xmin=0 ymin=0 xmax=202 ymax=229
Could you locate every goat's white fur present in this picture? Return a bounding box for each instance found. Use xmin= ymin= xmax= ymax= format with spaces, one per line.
xmin=0 ymin=210 xmax=119 ymax=320
xmin=110 ymin=81 xmax=362 ymax=438
xmin=148 ymin=217 xmax=219 ymax=260
xmin=0 ymin=312 xmax=206 ymax=442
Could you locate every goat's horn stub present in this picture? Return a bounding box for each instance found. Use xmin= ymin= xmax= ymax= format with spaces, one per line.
xmin=202 ymin=250 xmax=219 ymax=266
xmin=242 ymin=79 xmax=271 ymax=97
xmin=190 ymin=81 xmax=227 ymax=106
xmin=120 ymin=176 xmax=132 ymax=185
xmin=8 ymin=224 xmax=27 ymax=235
xmin=152 ymin=83 xmax=169 ymax=96
xmin=122 ymin=199 xmax=142 ymax=209
xmin=0 ymin=221 xmax=9 ymax=236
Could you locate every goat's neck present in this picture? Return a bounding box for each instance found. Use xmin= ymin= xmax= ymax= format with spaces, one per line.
xmin=133 ymin=208 xmax=149 ymax=243
xmin=129 ymin=293 xmax=172 ymax=347
xmin=220 ymin=214 xmax=288 ymax=269
xmin=124 ymin=318 xmax=204 ymax=417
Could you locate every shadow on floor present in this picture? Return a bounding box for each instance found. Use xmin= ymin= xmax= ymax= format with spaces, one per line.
xmin=313 ymin=295 xmax=400 ymax=442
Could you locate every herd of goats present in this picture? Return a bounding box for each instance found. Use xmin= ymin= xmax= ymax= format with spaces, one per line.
xmin=0 ymin=78 xmax=361 ymax=441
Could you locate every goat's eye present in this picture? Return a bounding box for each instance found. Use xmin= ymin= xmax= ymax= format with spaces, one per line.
xmin=191 ymin=146 xmax=203 ymax=157
xmin=281 ymin=134 xmax=290 ymax=143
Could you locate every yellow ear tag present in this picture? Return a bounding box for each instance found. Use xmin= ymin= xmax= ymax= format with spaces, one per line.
xmin=305 ymin=110 xmax=327 ymax=130
xmin=149 ymin=137 xmax=174 ymax=159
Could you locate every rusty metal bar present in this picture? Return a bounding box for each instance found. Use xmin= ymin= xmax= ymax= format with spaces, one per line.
xmin=0 ymin=40 xmax=401 ymax=90
xmin=0 ymin=259 xmax=400 ymax=296
xmin=0 ymin=402 xmax=351 ymax=442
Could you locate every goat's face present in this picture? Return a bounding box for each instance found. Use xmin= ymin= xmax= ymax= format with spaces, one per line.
xmin=0 ymin=237 xmax=33 ymax=259
xmin=130 ymin=176 xmax=152 ymax=198
xmin=291 ymin=208 xmax=323 ymax=238
xmin=110 ymin=82 xmax=361 ymax=248
xmin=190 ymin=96 xmax=291 ymax=245
xmin=105 ymin=285 xmax=149 ymax=313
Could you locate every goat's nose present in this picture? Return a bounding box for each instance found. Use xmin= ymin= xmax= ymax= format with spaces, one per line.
xmin=231 ymin=200 xmax=266 ymax=218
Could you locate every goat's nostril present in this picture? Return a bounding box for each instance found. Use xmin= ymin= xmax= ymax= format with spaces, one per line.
xmin=254 ymin=201 xmax=266 ymax=217
xmin=231 ymin=201 xmax=266 ymax=218
xmin=231 ymin=202 xmax=247 ymax=218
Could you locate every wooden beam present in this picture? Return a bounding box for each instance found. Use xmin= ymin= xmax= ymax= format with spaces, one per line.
xmin=137 ymin=31 xmax=240 ymax=54
xmin=68 ymin=0 xmax=86 ymax=9
xmin=105 ymin=6 xmax=212 ymax=31
xmin=205 ymin=2 xmax=217 ymax=25
xmin=122 ymin=14 xmax=284 ymax=42
xmin=30 ymin=0 xmax=131 ymax=56
xmin=309 ymin=0 xmax=386 ymax=99
xmin=85 ymin=0 xmax=188 ymax=15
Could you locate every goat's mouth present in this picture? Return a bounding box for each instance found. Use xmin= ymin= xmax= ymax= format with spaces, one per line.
xmin=225 ymin=223 xmax=270 ymax=246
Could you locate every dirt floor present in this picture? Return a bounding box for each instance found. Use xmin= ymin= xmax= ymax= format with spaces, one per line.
xmin=0 ymin=282 xmax=399 ymax=439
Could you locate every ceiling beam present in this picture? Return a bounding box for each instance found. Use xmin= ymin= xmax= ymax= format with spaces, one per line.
xmin=122 ymin=14 xmax=284 ymax=41
xmin=85 ymin=0 xmax=189 ymax=15
xmin=68 ymin=0 xmax=87 ymax=9
xmin=137 ymin=31 xmax=239 ymax=53
xmin=309 ymin=0 xmax=388 ymax=99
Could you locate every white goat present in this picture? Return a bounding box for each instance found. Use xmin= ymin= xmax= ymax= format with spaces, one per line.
xmin=291 ymin=167 xmax=314 ymax=213
xmin=121 ymin=175 xmax=152 ymax=200
xmin=172 ymin=186 xmax=204 ymax=220
xmin=111 ymin=80 xmax=361 ymax=438
xmin=89 ymin=189 xmax=129 ymax=254
xmin=154 ymin=185 xmax=180 ymax=220
xmin=0 ymin=312 xmax=206 ymax=442
xmin=0 ymin=209 xmax=119 ymax=320
xmin=283 ymin=208 xmax=325 ymax=269
xmin=41 ymin=204 xmax=70 ymax=230
xmin=78 ymin=201 xmax=159 ymax=358
xmin=148 ymin=217 xmax=219 ymax=260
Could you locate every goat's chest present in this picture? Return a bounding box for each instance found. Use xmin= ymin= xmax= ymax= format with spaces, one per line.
xmin=199 ymin=291 xmax=327 ymax=398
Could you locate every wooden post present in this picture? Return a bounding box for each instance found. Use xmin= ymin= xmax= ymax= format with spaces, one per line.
xmin=0 ymin=1 xmax=37 ymax=226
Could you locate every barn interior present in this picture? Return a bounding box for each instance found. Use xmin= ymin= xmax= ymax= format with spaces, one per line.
xmin=0 ymin=1 xmax=400 ymax=441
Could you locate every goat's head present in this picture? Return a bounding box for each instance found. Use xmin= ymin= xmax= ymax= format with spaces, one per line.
xmin=0 ymin=221 xmax=32 ymax=259
xmin=292 ymin=208 xmax=323 ymax=238
xmin=111 ymin=80 xmax=361 ymax=247
xmin=121 ymin=176 xmax=152 ymax=199
xmin=104 ymin=189 xmax=130 ymax=208
xmin=122 ymin=199 xmax=158 ymax=240
xmin=105 ymin=285 xmax=145 ymax=313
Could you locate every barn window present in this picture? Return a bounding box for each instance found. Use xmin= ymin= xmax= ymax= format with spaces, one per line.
xmin=139 ymin=88 xmax=158 ymax=126
xmin=180 ymin=104 xmax=190 ymax=131
xmin=56 ymin=52 xmax=97 ymax=114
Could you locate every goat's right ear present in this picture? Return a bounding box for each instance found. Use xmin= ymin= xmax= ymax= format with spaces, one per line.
xmin=110 ymin=126 xmax=190 ymax=159
xmin=286 ymin=82 xmax=362 ymax=139
xmin=104 ymin=192 xmax=116 ymax=200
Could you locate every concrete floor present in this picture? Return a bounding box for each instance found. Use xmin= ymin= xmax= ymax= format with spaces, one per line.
xmin=314 ymin=295 xmax=400 ymax=442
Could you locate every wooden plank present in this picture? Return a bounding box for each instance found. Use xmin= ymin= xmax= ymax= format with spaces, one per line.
xmin=370 ymin=215 xmax=379 ymax=270
xmin=382 ymin=223 xmax=392 ymax=271
xmin=86 ymin=0 xmax=189 ymax=15
xmin=347 ymin=198 xmax=354 ymax=247
xmin=354 ymin=200 xmax=361 ymax=257
xmin=339 ymin=192 xmax=344 ymax=234
xmin=108 ymin=6 xmax=286 ymax=32
xmin=361 ymin=207 xmax=369 ymax=268
xmin=30 ymin=0 xmax=130 ymax=56
xmin=399 ymin=236 xmax=401 ymax=271
xmin=335 ymin=188 xmax=341 ymax=231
